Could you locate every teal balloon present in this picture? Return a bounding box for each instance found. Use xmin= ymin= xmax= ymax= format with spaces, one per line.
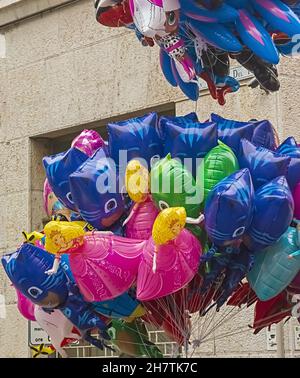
xmin=247 ymin=227 xmax=300 ymax=301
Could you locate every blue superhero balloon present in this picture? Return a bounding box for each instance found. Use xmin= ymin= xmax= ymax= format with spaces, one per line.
xmin=2 ymin=243 xmax=68 ymax=307
xmin=204 ymin=168 xmax=254 ymax=246
xmin=238 ymin=139 xmax=291 ymax=189
xmin=170 ymin=59 xmax=200 ymax=101
xmin=188 ymin=19 xmax=243 ymax=52
xmin=43 ymin=147 xmax=89 ymax=211
xmin=277 ymin=137 xmax=300 ymax=190
xmin=247 ymin=227 xmax=300 ymax=301
xmin=158 ymin=112 xmax=199 ymax=141
xmin=235 ymin=9 xmax=279 ymax=64
xmin=159 ymin=48 xmax=178 ymax=88
xmin=2 ymin=243 xmax=110 ymax=348
xmin=107 ymin=112 xmax=163 ymax=169
xmin=251 ymin=0 xmax=300 ymax=38
xmin=211 ymin=114 xmax=277 ymax=152
xmin=69 ymin=148 xmax=125 ymax=230
xmin=163 ymin=120 xmax=218 ymax=177
xmin=180 ymin=1 xmax=239 ymax=23
xmin=244 ymin=176 xmax=294 ymax=251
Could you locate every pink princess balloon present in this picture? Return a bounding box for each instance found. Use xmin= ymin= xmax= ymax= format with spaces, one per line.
xmin=136 ymin=229 xmax=201 ymax=301
xmin=69 ymin=233 xmax=144 ymax=302
xmin=125 ymin=198 xmax=159 ymax=240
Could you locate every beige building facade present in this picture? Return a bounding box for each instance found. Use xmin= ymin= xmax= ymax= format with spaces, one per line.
xmin=0 ymin=0 xmax=299 ymax=358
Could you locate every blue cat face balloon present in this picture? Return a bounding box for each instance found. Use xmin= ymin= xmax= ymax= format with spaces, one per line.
xmin=277 ymin=137 xmax=300 ymax=190
xmin=1 ymin=243 xmax=68 ymax=308
xmin=238 ymin=139 xmax=291 ymax=190
xmin=164 ymin=121 xmax=218 ymax=177
xmin=69 ymin=148 xmax=125 ymax=230
xmin=43 ymin=147 xmax=88 ymax=211
xmin=244 ymin=176 xmax=294 ymax=251
xmin=204 ymin=168 xmax=254 ymax=246
xmin=107 ymin=112 xmax=163 ymax=170
xmin=211 ymin=113 xmax=277 ymax=153
xmin=158 ymin=112 xmax=199 ymax=141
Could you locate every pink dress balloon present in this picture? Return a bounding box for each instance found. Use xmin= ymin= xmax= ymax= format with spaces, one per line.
xmin=136 ymin=229 xmax=201 ymax=301
xmin=15 ymin=288 xmax=36 ymax=321
xmin=69 ymin=234 xmax=144 ymax=302
xmin=125 ymin=198 xmax=159 ymax=240
xmin=293 ymin=182 xmax=300 ymax=220
xmin=71 ymin=129 xmax=105 ymax=158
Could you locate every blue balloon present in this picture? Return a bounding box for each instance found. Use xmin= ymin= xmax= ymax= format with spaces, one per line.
xmin=43 ymin=147 xmax=89 ymax=211
xmin=251 ymin=0 xmax=300 ymax=38
xmin=92 ymin=291 xmax=142 ymax=319
xmin=244 ymin=176 xmax=294 ymax=251
xmin=188 ymin=19 xmax=243 ymax=52
xmin=205 ymin=168 xmax=254 ymax=246
xmin=247 ymin=227 xmax=300 ymax=301
xmin=158 ymin=112 xmax=199 ymax=141
xmin=163 ymin=121 xmax=218 ymax=177
xmin=107 ymin=112 xmax=163 ymax=169
xmin=69 ymin=148 xmax=125 ymax=230
xmin=171 ymin=60 xmax=199 ymax=101
xmin=238 ymin=139 xmax=291 ymax=189
xmin=235 ymin=9 xmax=279 ymax=64
xmin=159 ymin=48 xmax=177 ymax=88
xmin=180 ymin=1 xmax=239 ymax=23
xmin=277 ymin=137 xmax=300 ymax=190
xmin=2 ymin=243 xmax=68 ymax=306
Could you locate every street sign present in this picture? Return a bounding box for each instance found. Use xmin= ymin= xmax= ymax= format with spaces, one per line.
xmin=28 ymin=321 xmax=51 ymax=346
xmin=198 ymin=66 xmax=254 ymax=91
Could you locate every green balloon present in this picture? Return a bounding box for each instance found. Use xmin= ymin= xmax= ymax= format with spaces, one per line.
xmin=151 ymin=154 xmax=201 ymax=218
xmin=199 ymin=140 xmax=239 ymax=203
xmin=108 ymin=319 xmax=163 ymax=358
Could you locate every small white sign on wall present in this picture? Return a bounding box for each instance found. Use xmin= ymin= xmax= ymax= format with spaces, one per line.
xmin=28 ymin=321 xmax=51 ymax=346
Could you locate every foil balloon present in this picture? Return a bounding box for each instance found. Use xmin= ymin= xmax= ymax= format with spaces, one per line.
xmin=44 ymin=221 xmax=143 ymax=302
xmin=211 ymin=113 xmax=278 ymax=153
xmin=158 ymin=112 xmax=199 ymax=140
xmin=43 ymin=179 xmax=72 ymax=220
xmin=204 ymin=168 xmax=254 ymax=246
xmin=294 ymin=182 xmax=300 ymax=220
xmin=124 ymin=160 xmax=159 ymax=240
xmin=43 ymin=130 xmax=104 ymax=211
xmin=1 ymin=243 xmax=110 ymax=349
xmin=163 ymin=120 xmax=218 ymax=177
xmin=107 ymin=112 xmax=163 ymax=169
xmin=201 ymin=140 xmax=239 ymax=204
xmin=238 ymin=139 xmax=290 ymax=189
xmin=15 ymin=288 xmax=36 ymax=321
xmin=108 ymin=319 xmax=163 ymax=358
xmin=244 ymin=176 xmax=294 ymax=251
xmin=136 ymin=207 xmax=201 ymax=301
xmin=69 ymin=148 xmax=125 ymax=230
xmin=95 ymin=0 xmax=133 ymax=27
xmin=34 ymin=306 xmax=83 ymax=358
xmin=247 ymin=227 xmax=300 ymax=301
xmin=276 ymin=137 xmax=300 ymax=190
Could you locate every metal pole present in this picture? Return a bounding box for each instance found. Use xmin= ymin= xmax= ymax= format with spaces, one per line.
xmin=276 ymin=322 xmax=285 ymax=358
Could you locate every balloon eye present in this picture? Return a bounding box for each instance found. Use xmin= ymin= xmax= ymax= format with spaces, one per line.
xmin=232 ymin=227 xmax=245 ymax=238
xmin=159 ymin=200 xmax=169 ymax=211
xmin=167 ymin=11 xmax=176 ymax=26
xmin=28 ymin=286 xmax=43 ymax=299
xmin=66 ymin=192 xmax=74 ymax=204
xmin=105 ymin=199 xmax=117 ymax=213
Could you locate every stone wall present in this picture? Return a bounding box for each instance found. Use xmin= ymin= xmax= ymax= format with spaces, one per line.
xmin=0 ymin=0 xmax=299 ymax=357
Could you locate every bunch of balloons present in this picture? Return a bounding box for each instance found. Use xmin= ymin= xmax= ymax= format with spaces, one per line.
xmin=2 ymin=113 xmax=300 ymax=357
xmin=94 ymin=0 xmax=300 ymax=103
